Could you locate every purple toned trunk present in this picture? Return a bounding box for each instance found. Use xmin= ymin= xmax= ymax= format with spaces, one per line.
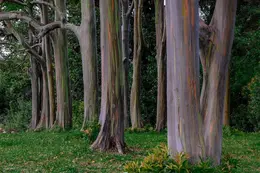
xmin=155 ymin=0 xmax=166 ymax=131
xmin=166 ymin=0 xmax=204 ymax=163
xmin=91 ymin=0 xmax=125 ymax=154
xmin=80 ymin=0 xmax=98 ymax=129
xmin=200 ymin=0 xmax=237 ymax=165
xmin=54 ymin=0 xmax=72 ymax=129
xmin=130 ymin=0 xmax=143 ymax=129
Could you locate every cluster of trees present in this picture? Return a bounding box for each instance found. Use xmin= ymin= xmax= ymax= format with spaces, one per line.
xmin=0 ymin=0 xmax=259 ymax=166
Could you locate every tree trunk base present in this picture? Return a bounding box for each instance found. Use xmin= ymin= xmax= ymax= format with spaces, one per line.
xmin=91 ymin=134 xmax=125 ymax=154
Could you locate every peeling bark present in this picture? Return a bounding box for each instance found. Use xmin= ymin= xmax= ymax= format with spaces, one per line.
xmin=91 ymin=0 xmax=125 ymax=154
xmin=155 ymin=0 xmax=166 ymax=132
xmin=166 ymin=0 xmax=204 ymax=163
xmin=130 ymin=0 xmax=143 ymax=129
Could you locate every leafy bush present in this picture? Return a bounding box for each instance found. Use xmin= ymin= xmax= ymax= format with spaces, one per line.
xmin=124 ymin=144 xmax=239 ymax=173
xmin=82 ymin=120 xmax=100 ymax=143
xmin=4 ymin=99 xmax=31 ymax=130
xmin=247 ymin=73 xmax=260 ymax=131
xmin=72 ymin=101 xmax=84 ymax=129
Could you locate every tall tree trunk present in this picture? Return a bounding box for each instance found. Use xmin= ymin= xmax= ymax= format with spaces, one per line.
xmin=80 ymin=0 xmax=98 ymax=129
xmin=166 ymin=0 xmax=204 ymax=163
xmin=155 ymin=0 xmax=166 ymax=132
xmin=91 ymin=0 xmax=125 ymax=154
xmin=54 ymin=0 xmax=72 ymax=129
xmin=42 ymin=3 xmax=55 ymax=127
xmin=223 ymin=69 xmax=230 ymax=126
xmin=200 ymin=0 xmax=237 ymax=165
xmin=30 ymin=56 xmax=40 ymax=129
xmin=121 ymin=0 xmax=132 ymax=129
xmin=130 ymin=0 xmax=143 ymax=129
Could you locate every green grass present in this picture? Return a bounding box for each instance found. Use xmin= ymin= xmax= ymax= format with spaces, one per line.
xmin=0 ymin=130 xmax=259 ymax=173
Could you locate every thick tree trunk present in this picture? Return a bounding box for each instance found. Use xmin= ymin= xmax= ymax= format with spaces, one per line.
xmin=130 ymin=0 xmax=143 ymax=129
xmin=54 ymin=0 xmax=72 ymax=129
xmin=200 ymin=0 xmax=237 ymax=165
xmin=122 ymin=0 xmax=131 ymax=129
xmin=30 ymin=57 xmax=40 ymax=129
xmin=166 ymin=0 xmax=204 ymax=163
xmin=80 ymin=0 xmax=98 ymax=129
xmin=91 ymin=0 xmax=125 ymax=154
xmin=223 ymin=69 xmax=230 ymax=126
xmin=155 ymin=0 xmax=166 ymax=132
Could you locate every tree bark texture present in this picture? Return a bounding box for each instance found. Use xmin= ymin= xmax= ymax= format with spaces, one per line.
xmin=200 ymin=0 xmax=237 ymax=165
xmin=155 ymin=0 xmax=166 ymax=132
xmin=91 ymin=0 xmax=125 ymax=154
xmin=130 ymin=0 xmax=143 ymax=129
xmin=54 ymin=0 xmax=72 ymax=129
xmin=80 ymin=0 xmax=98 ymax=129
xmin=166 ymin=0 xmax=204 ymax=163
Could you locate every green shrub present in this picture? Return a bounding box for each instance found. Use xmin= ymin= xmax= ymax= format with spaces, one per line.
xmin=82 ymin=120 xmax=100 ymax=143
xmin=124 ymin=144 xmax=239 ymax=173
xmin=4 ymin=99 xmax=31 ymax=130
xmin=247 ymin=74 xmax=260 ymax=131
xmin=72 ymin=101 xmax=84 ymax=129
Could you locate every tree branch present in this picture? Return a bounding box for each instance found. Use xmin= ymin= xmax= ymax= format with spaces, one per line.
xmin=4 ymin=21 xmax=45 ymax=67
xmin=0 ymin=0 xmax=26 ymax=6
xmin=30 ymin=0 xmax=63 ymax=17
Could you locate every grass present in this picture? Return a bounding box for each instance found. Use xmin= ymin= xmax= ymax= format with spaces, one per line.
xmin=0 ymin=129 xmax=259 ymax=173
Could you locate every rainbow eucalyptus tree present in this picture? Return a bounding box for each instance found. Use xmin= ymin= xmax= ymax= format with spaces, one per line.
xmin=130 ymin=0 xmax=143 ymax=129
xmin=166 ymin=0 xmax=237 ymax=165
xmin=200 ymin=0 xmax=237 ymax=164
xmin=53 ymin=0 xmax=72 ymax=129
xmin=166 ymin=0 xmax=204 ymax=163
xmin=91 ymin=0 xmax=125 ymax=153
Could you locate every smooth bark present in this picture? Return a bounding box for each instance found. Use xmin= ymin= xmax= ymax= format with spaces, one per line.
xmin=91 ymin=0 xmax=125 ymax=154
xmin=200 ymin=0 xmax=237 ymax=165
xmin=130 ymin=0 xmax=143 ymax=129
xmin=80 ymin=0 xmax=98 ymax=129
xmin=54 ymin=0 xmax=72 ymax=129
xmin=166 ymin=0 xmax=204 ymax=163
xmin=155 ymin=0 xmax=166 ymax=131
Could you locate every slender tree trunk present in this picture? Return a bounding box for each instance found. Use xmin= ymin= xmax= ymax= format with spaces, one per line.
xmin=54 ymin=0 xmax=72 ymax=129
xmin=80 ymin=0 xmax=98 ymax=129
xmin=91 ymin=0 xmax=125 ymax=154
xmin=122 ymin=0 xmax=131 ymax=129
xmin=223 ymin=69 xmax=230 ymax=126
xmin=130 ymin=0 xmax=143 ymax=129
xmin=166 ymin=0 xmax=204 ymax=163
xmin=30 ymin=57 xmax=40 ymax=129
xmin=42 ymin=3 xmax=55 ymax=127
xmin=155 ymin=0 xmax=166 ymax=132
xmin=200 ymin=0 xmax=237 ymax=165
xmin=36 ymin=67 xmax=49 ymax=129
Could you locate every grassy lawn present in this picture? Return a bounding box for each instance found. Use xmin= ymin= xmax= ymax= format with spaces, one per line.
xmin=0 ymin=130 xmax=259 ymax=173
